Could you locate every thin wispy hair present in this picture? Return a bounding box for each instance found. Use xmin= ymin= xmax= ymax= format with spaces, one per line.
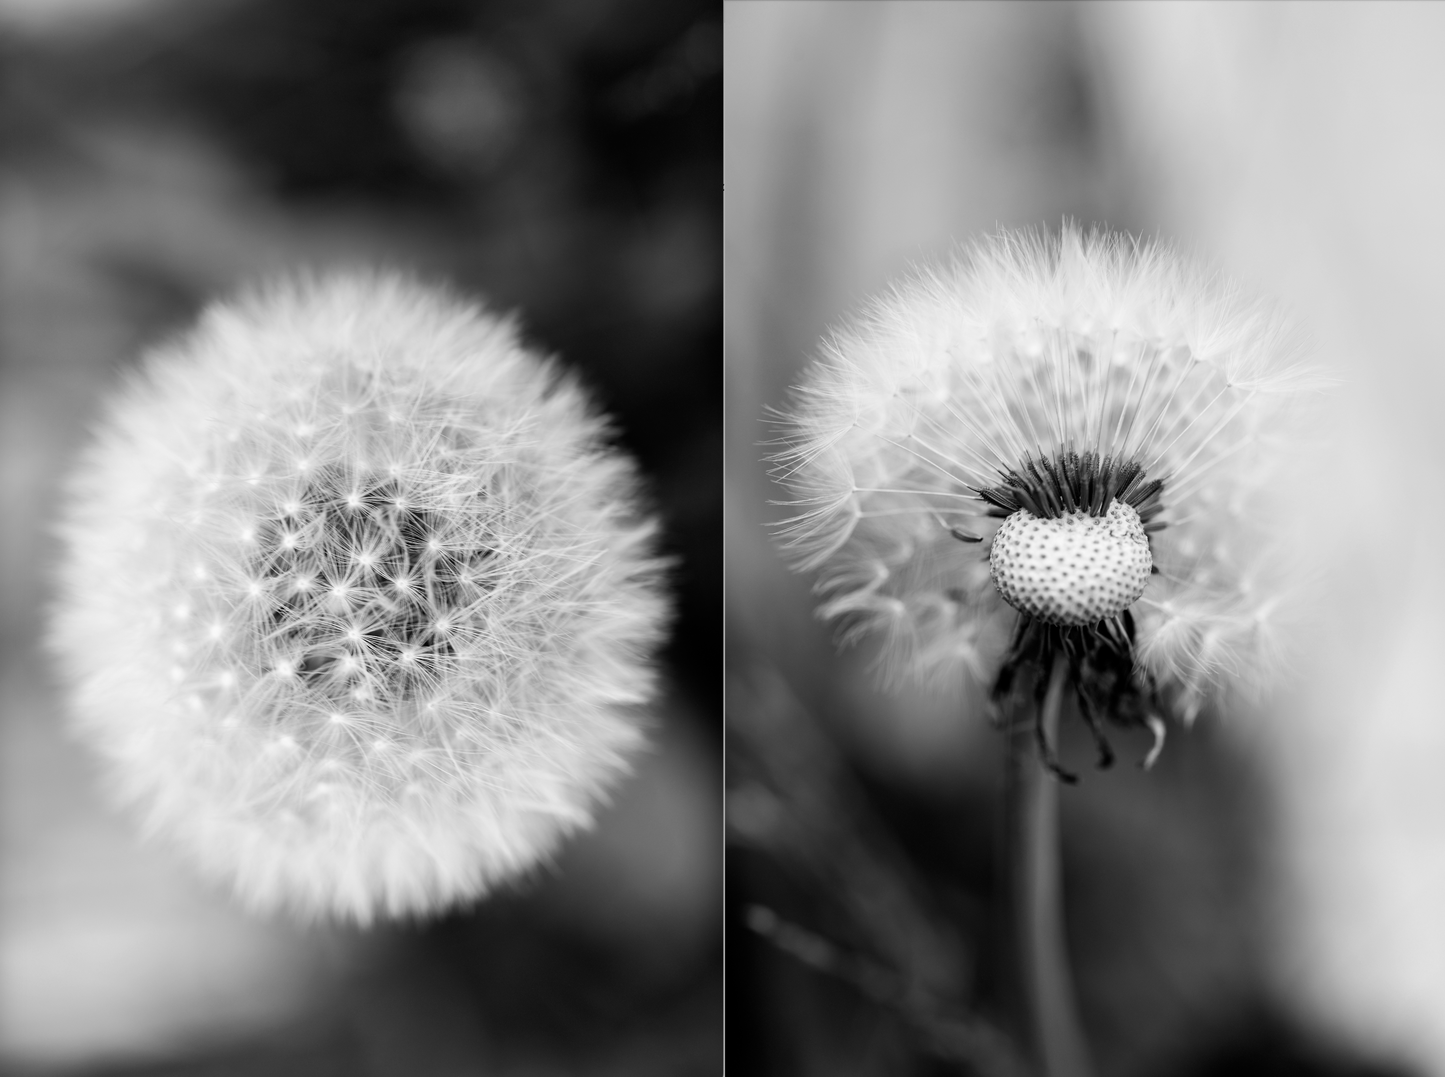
xmin=49 ymin=270 xmax=670 ymax=923
xmin=771 ymin=225 xmax=1322 ymax=715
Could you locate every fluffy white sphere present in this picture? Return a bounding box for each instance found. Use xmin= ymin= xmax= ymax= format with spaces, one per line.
xmin=773 ymin=226 xmax=1321 ymax=718
xmin=49 ymin=271 xmax=670 ymax=923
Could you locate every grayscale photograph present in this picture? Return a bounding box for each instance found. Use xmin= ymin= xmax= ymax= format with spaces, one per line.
xmin=8 ymin=1 xmax=1445 ymax=1076
xmin=727 ymin=3 xmax=1445 ymax=1076
xmin=0 ymin=0 xmax=719 ymax=1074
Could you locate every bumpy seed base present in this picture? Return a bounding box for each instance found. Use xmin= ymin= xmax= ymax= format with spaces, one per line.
xmin=989 ymin=501 xmax=1152 ymax=626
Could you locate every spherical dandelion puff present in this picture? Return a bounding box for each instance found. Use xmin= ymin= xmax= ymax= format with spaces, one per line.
xmin=772 ymin=227 xmax=1322 ymax=1077
xmin=771 ymin=224 xmax=1322 ymax=772
xmin=49 ymin=271 xmax=669 ymax=923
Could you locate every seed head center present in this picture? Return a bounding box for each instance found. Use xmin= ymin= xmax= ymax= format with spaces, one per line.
xmin=250 ymin=464 xmax=494 ymax=703
xmin=989 ymin=500 xmax=1152 ymax=626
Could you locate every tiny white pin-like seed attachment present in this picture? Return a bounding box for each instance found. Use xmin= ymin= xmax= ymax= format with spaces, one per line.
xmin=989 ymin=501 xmax=1152 ymax=626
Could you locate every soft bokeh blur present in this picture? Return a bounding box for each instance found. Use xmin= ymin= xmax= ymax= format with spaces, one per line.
xmin=728 ymin=2 xmax=1445 ymax=1075
xmin=0 ymin=1 xmax=720 ymax=1073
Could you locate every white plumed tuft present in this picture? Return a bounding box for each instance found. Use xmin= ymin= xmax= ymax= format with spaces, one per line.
xmin=49 ymin=271 xmax=670 ymax=923
xmin=772 ymin=225 xmax=1322 ymax=718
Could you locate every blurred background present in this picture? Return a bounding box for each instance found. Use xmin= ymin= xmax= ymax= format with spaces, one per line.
xmin=0 ymin=0 xmax=719 ymax=1073
xmin=728 ymin=3 xmax=1445 ymax=1075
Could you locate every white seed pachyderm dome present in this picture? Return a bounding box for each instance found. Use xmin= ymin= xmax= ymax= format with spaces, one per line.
xmin=990 ymin=502 xmax=1152 ymax=627
xmin=49 ymin=271 xmax=669 ymax=923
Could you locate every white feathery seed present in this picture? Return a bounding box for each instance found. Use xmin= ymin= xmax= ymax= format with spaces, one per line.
xmin=772 ymin=225 xmax=1320 ymax=720
xmin=49 ymin=271 xmax=669 ymax=923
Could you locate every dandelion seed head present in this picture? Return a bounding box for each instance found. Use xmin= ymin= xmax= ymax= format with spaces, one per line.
xmin=773 ymin=225 xmax=1320 ymax=734
xmin=49 ymin=270 xmax=669 ymax=923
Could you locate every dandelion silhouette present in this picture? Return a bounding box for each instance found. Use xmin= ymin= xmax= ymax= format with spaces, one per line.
xmin=50 ymin=272 xmax=669 ymax=923
xmin=772 ymin=225 xmax=1320 ymax=773
xmin=770 ymin=226 xmax=1321 ymax=1076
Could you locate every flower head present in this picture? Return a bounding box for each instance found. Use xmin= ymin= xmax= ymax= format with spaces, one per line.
xmin=49 ymin=271 xmax=669 ymax=922
xmin=772 ymin=226 xmax=1318 ymax=769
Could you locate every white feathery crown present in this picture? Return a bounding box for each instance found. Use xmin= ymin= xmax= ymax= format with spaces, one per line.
xmin=772 ymin=225 xmax=1320 ymax=721
xmin=49 ymin=270 xmax=670 ymax=923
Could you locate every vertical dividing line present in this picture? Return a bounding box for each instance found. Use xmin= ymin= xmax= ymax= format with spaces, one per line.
xmin=1008 ymin=651 xmax=1093 ymax=1077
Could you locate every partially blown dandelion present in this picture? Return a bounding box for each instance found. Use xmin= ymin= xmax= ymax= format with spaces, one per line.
xmin=50 ymin=271 xmax=669 ymax=922
xmin=773 ymin=226 xmax=1318 ymax=772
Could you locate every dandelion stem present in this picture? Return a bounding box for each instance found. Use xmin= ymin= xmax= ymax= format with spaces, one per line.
xmin=1007 ymin=650 xmax=1092 ymax=1077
